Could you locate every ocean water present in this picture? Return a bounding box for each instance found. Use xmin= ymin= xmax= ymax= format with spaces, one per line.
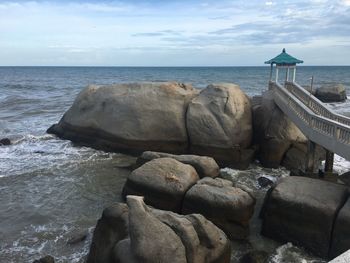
xmin=0 ymin=66 xmax=350 ymax=263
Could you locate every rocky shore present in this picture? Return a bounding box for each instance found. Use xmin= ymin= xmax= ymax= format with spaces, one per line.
xmin=46 ymin=82 xmax=350 ymax=262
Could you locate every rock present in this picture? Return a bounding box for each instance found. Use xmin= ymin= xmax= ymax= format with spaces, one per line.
xmin=183 ymin=177 xmax=256 ymax=239
xmin=67 ymin=229 xmax=88 ymax=245
xmin=239 ymin=250 xmax=269 ymax=263
xmin=47 ymin=82 xmax=198 ymax=154
xmin=0 ymin=138 xmax=11 ymax=146
xmin=281 ymin=142 xmax=325 ymax=171
xmin=122 ymin=158 xmax=199 ymax=212
xmin=253 ymin=90 xmax=307 ymax=168
xmin=32 ymin=256 xmax=55 ymax=263
xmin=136 ymin=151 xmax=220 ymax=178
xmin=261 ymin=176 xmax=349 ymax=258
xmin=113 ymin=195 xmax=231 ymax=263
xmin=86 ymin=203 xmax=129 ymax=263
xmin=257 ymin=176 xmax=274 ymax=188
xmin=315 ymin=84 xmax=347 ymax=102
xmin=186 ymin=83 xmax=253 ymax=168
xmin=330 ymin=197 xmax=350 ymax=258
xmin=114 ymin=195 xmax=187 ymax=263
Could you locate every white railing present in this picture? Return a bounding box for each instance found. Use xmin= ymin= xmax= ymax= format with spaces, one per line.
xmin=284 ymin=81 xmax=350 ymax=127
xmin=270 ymin=81 xmax=350 ymax=160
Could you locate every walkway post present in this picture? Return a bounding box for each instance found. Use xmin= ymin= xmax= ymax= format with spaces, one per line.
xmin=325 ymin=150 xmax=334 ymax=174
xmin=305 ymin=141 xmax=316 ymax=173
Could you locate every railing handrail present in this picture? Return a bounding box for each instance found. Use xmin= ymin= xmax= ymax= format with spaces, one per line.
xmin=284 ymin=81 xmax=350 ymax=127
xmin=269 ymin=81 xmax=350 ymax=160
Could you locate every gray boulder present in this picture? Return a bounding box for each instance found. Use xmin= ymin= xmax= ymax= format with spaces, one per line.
xmin=315 ymin=84 xmax=347 ymax=102
xmin=136 ymin=151 xmax=220 ymax=178
xmin=86 ymin=203 xmax=129 ymax=263
xmin=113 ymin=196 xmax=231 ymax=263
xmin=183 ymin=177 xmax=256 ymax=239
xmin=47 ymin=82 xmax=198 ymax=154
xmin=253 ymin=90 xmax=307 ymax=168
xmin=261 ymin=176 xmax=349 ymax=258
xmin=330 ymin=197 xmax=350 ymax=259
xmin=186 ymin=83 xmax=254 ymax=169
xmin=122 ymin=158 xmax=199 ymax=212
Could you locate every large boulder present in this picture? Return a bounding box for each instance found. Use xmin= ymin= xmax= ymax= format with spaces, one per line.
xmin=261 ymin=176 xmax=349 ymax=259
xmin=86 ymin=203 xmax=129 ymax=263
xmin=183 ymin=177 xmax=256 ymax=239
xmin=315 ymin=84 xmax=347 ymax=103
xmin=47 ymin=82 xmax=198 ymax=154
xmin=111 ymin=196 xmax=231 ymax=263
xmin=136 ymin=151 xmax=220 ymax=178
xmin=186 ymin=83 xmax=254 ymax=168
xmin=253 ymin=90 xmax=307 ymax=168
xmin=122 ymin=158 xmax=199 ymax=212
xmin=330 ymin=197 xmax=350 ymax=259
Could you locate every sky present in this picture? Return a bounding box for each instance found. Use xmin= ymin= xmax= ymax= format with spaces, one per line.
xmin=0 ymin=0 xmax=349 ymax=66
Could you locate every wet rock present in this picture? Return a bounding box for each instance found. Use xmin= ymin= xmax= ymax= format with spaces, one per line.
xmin=330 ymin=197 xmax=350 ymax=258
xmin=122 ymin=158 xmax=199 ymax=212
xmin=253 ymin=90 xmax=307 ymax=168
xmin=183 ymin=177 xmax=256 ymax=239
xmin=67 ymin=229 xmax=88 ymax=245
xmin=32 ymin=255 xmax=55 ymax=263
xmin=186 ymin=83 xmax=253 ymax=169
xmin=113 ymin=195 xmax=231 ymax=263
xmin=239 ymin=250 xmax=269 ymax=263
xmin=315 ymin=84 xmax=347 ymax=103
xmin=47 ymin=82 xmax=198 ymax=154
xmin=136 ymin=151 xmax=220 ymax=178
xmin=86 ymin=203 xmax=129 ymax=263
xmin=0 ymin=138 xmax=11 ymax=146
xmin=261 ymin=176 xmax=349 ymax=258
xmin=257 ymin=176 xmax=274 ymax=188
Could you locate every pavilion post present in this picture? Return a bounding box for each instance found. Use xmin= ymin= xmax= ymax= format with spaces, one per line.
xmin=293 ymin=67 xmax=296 ymax=82
xmin=276 ymin=67 xmax=279 ymax=82
xmin=269 ymin=64 xmax=273 ymax=81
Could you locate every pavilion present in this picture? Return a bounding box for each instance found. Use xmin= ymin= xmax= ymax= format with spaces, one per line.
xmin=265 ymin=48 xmax=303 ymax=83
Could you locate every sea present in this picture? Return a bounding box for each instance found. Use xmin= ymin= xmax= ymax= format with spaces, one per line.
xmin=1 ymin=66 xmax=350 ymax=263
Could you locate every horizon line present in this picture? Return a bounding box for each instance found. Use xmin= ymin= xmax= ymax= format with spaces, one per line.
xmin=0 ymin=65 xmax=350 ymax=68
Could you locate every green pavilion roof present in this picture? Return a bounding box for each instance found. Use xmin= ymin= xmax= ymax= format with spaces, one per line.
xmin=264 ymin=48 xmax=303 ymax=65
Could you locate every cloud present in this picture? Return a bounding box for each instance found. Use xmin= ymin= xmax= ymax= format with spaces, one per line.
xmin=132 ymin=30 xmax=182 ymax=37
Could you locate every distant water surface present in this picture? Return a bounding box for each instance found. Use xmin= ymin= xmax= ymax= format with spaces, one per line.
xmin=0 ymin=66 xmax=349 ymax=262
